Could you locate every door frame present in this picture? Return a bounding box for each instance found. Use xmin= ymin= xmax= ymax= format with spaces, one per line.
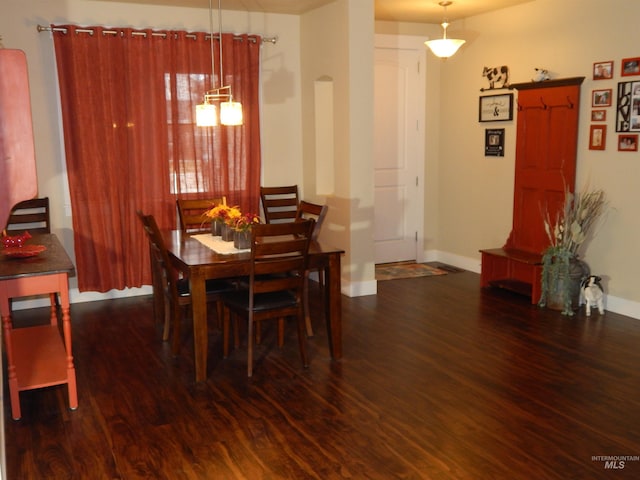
xmin=374 ymin=34 xmax=426 ymax=264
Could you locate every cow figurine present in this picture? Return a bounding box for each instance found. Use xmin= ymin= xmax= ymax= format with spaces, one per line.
xmin=581 ymin=275 xmax=605 ymax=316
xmin=482 ymin=65 xmax=509 ymax=90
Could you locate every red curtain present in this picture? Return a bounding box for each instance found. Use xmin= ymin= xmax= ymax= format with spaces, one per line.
xmin=52 ymin=25 xmax=261 ymax=292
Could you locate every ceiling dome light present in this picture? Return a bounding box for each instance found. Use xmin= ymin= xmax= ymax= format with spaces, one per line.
xmin=425 ymin=1 xmax=466 ymax=59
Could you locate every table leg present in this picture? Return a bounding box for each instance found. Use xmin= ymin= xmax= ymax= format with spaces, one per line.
xmin=59 ymin=284 xmax=78 ymax=410
xmin=325 ymin=252 xmax=342 ymax=359
xmin=0 ymin=293 xmax=21 ymax=420
xmin=190 ymin=272 xmax=208 ymax=382
xmin=49 ymin=293 xmax=58 ymax=326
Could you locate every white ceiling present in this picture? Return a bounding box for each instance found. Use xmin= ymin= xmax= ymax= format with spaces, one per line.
xmin=97 ymin=0 xmax=534 ymax=23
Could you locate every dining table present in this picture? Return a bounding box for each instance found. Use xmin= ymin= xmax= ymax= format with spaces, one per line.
xmin=162 ymin=229 xmax=345 ymax=382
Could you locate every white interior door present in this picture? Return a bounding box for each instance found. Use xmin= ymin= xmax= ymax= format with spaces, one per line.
xmin=374 ymin=36 xmax=425 ymax=265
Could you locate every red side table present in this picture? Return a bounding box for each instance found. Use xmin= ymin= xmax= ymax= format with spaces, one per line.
xmin=0 ymin=234 xmax=77 ymax=420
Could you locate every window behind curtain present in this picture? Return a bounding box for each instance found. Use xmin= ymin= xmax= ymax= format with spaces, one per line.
xmin=52 ymin=25 xmax=262 ymax=292
xmin=167 ymin=72 xmax=211 ymax=194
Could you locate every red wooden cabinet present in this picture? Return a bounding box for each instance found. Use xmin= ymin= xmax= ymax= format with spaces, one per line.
xmin=480 ymin=77 xmax=584 ymax=302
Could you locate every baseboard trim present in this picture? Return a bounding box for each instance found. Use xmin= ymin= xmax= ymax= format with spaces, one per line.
xmin=11 ymin=286 xmax=153 ymax=311
xmin=344 ymin=279 xmax=377 ymax=297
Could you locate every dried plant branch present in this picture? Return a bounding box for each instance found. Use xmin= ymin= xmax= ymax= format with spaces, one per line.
xmin=542 ymin=188 xmax=607 ymax=256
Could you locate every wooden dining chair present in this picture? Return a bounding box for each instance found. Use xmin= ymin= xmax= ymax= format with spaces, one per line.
xmin=221 ymin=219 xmax=315 ymax=377
xmin=177 ymin=197 xmax=227 ymax=233
xmin=296 ymin=200 xmax=327 ymax=241
xmin=4 ymin=197 xmax=58 ymax=309
xmin=260 ymin=185 xmax=299 ymax=224
xmin=136 ymin=211 xmax=236 ymax=354
xmin=4 ymin=197 xmax=51 ymax=235
xmin=295 ymin=200 xmax=328 ymax=337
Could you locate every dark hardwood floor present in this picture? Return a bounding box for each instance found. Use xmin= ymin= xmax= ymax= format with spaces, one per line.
xmin=5 ymin=271 xmax=640 ymax=479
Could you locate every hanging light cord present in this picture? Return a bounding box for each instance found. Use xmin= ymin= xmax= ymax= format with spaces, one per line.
xmin=441 ymin=1 xmax=450 ymax=38
xmin=208 ymin=0 xmax=215 ymax=92
xmin=217 ymin=0 xmax=224 ymax=92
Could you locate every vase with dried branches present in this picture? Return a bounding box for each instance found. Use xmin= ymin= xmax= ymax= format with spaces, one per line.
xmin=538 ymin=188 xmax=608 ymax=315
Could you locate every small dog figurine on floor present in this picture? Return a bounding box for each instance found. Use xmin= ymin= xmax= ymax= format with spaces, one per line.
xmin=581 ymin=275 xmax=605 ymax=316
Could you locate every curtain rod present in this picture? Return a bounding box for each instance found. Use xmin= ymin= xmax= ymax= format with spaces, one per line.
xmin=36 ymin=25 xmax=278 ymax=44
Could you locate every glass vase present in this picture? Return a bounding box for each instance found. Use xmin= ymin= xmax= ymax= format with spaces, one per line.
xmin=234 ymin=230 xmax=251 ymax=249
xmin=221 ymin=223 xmax=234 ymax=242
xmin=211 ymin=220 xmax=222 ymax=236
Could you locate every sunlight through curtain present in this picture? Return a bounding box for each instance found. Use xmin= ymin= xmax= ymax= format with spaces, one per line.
xmin=52 ymin=25 xmax=262 ymax=292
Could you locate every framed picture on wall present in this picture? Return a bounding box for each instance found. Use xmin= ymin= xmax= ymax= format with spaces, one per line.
xmin=622 ymin=57 xmax=640 ymax=76
xmin=593 ymin=61 xmax=613 ymax=80
xmin=479 ymin=93 xmax=513 ymax=122
xmin=592 ymin=89 xmax=612 ymax=107
xmin=484 ymin=128 xmax=505 ymax=156
xmin=589 ymin=125 xmax=607 ymax=150
xmin=618 ymin=134 xmax=638 ymax=151
xmin=591 ymin=110 xmax=607 ymax=121
xmin=615 ymin=81 xmax=640 ymax=131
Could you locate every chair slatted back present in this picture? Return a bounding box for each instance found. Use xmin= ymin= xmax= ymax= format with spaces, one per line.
xmin=260 ymin=186 xmax=299 ymax=224
xmin=295 ymin=200 xmax=328 ymax=241
xmin=223 ymin=219 xmax=315 ymax=376
xmin=5 ymin=197 xmax=51 ymax=235
xmin=250 ymin=220 xmax=315 ymax=300
xmin=177 ymin=197 xmax=227 ymax=233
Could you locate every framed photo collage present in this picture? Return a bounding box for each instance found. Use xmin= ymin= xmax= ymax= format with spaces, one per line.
xmin=591 ymin=58 xmax=640 ymax=152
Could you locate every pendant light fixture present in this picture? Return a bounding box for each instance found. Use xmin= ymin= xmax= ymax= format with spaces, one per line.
xmin=425 ymin=1 xmax=466 ymax=59
xmin=196 ymin=0 xmax=243 ymax=126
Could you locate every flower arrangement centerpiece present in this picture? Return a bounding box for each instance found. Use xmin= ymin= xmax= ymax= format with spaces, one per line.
xmin=231 ymin=212 xmax=261 ymax=249
xmin=539 ymin=187 xmax=607 ymax=315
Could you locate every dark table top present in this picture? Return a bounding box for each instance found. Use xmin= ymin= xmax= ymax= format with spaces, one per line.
xmin=0 ymin=233 xmax=75 ymax=280
xmin=162 ymin=229 xmax=344 ymax=268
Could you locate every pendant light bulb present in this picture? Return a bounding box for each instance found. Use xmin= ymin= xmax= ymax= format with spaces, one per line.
xmin=220 ymin=101 xmax=243 ymax=126
xmin=196 ymin=103 xmax=218 ymax=127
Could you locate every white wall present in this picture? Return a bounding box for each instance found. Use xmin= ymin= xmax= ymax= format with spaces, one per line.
xmin=300 ymin=0 xmax=376 ymax=295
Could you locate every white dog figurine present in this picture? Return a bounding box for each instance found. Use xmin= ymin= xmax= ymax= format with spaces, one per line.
xmin=581 ymin=275 xmax=604 ymax=316
xmin=532 ymin=68 xmax=550 ymax=82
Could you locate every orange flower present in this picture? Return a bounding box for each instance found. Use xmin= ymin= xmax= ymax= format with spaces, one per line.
xmin=204 ymin=204 xmax=241 ymax=225
xmin=204 ymin=203 xmax=230 ymax=221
